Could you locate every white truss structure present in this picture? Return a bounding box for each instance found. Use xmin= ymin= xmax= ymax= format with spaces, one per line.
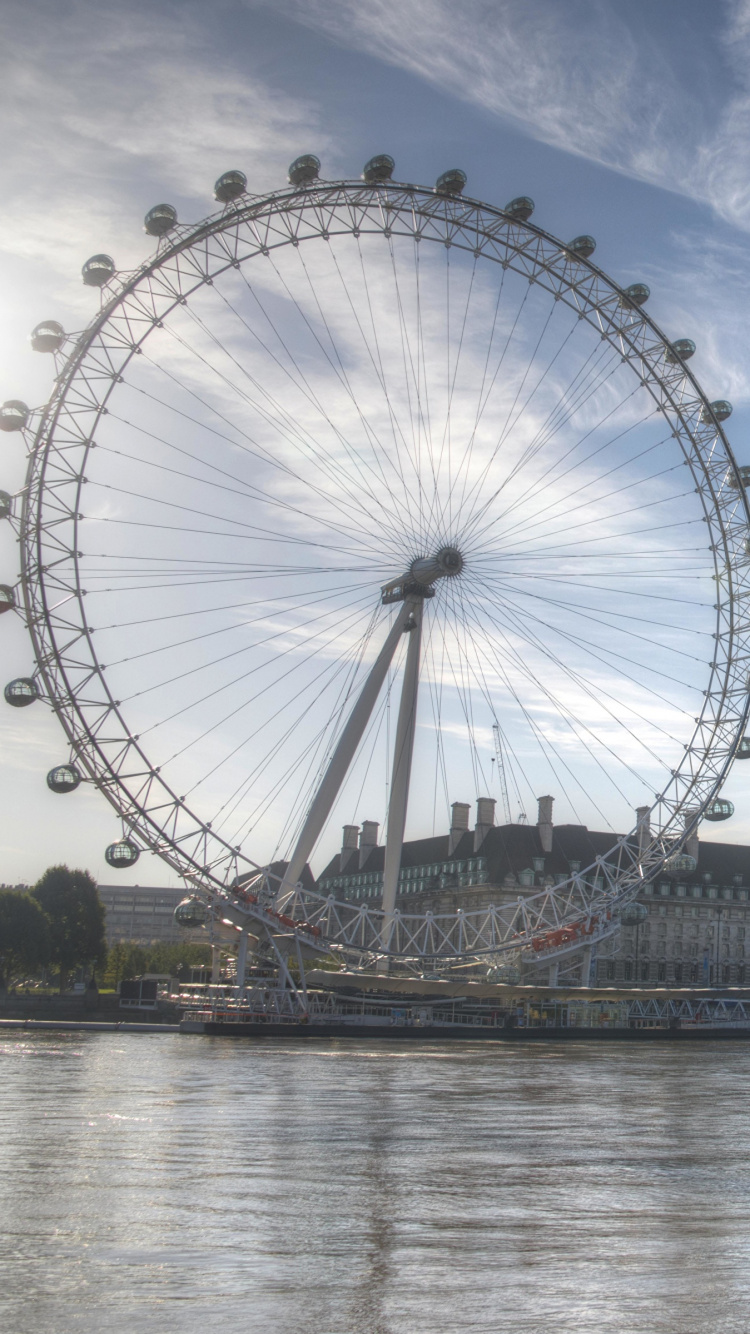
xmin=7 ymin=176 xmax=750 ymax=972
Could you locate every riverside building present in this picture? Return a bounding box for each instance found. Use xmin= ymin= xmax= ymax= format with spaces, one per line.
xmin=317 ymin=799 xmax=750 ymax=987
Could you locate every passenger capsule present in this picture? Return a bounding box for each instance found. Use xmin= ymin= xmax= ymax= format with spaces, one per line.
xmin=0 ymin=400 xmax=29 ymax=431
xmin=435 ymin=168 xmax=467 ymax=196
xmin=0 ymin=491 xmax=12 ymax=520
xmin=288 ymin=154 xmax=320 ymax=186
xmin=486 ymin=962 xmax=521 ymax=984
xmin=567 ymin=235 xmax=596 ymax=259
xmin=144 ymin=204 xmax=178 ymax=237
xmin=30 ymin=321 xmax=65 ymax=353
xmin=623 ymin=282 xmax=650 ymax=306
xmin=665 ymin=338 xmax=696 ymax=364
xmin=0 ymin=584 xmax=15 ymax=614
xmin=700 ymin=399 xmax=733 ymax=425
xmin=104 ymin=838 xmax=140 ymax=868
xmin=620 ymin=900 xmax=648 ymax=925
xmin=504 ymin=196 xmax=534 ymax=221
xmin=735 ymin=736 xmax=750 ymax=760
xmin=46 ymin=764 xmax=82 ymax=794
xmin=362 ymin=154 xmax=395 ymax=184
xmin=664 ymin=852 xmax=698 ymax=875
xmin=81 ymin=254 xmax=116 ymax=288
xmin=4 ymin=677 xmax=39 ymax=707
xmin=726 ymin=465 xmax=750 ymax=491
xmin=704 ymin=798 xmax=734 ymax=822
xmin=214 ymin=170 xmax=247 ymax=203
xmin=174 ymin=895 xmax=209 ymax=927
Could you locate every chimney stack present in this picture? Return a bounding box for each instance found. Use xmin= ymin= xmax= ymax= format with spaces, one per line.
xmin=635 ymin=806 xmax=651 ymax=855
xmin=359 ymin=820 xmax=379 ymax=868
xmin=340 ymin=824 xmax=359 ymax=872
xmin=537 ymin=795 xmax=554 ymax=854
xmin=449 ymin=802 xmax=471 ymax=854
xmin=683 ymin=809 xmax=699 ymax=862
xmin=474 ymin=797 xmax=496 ymax=852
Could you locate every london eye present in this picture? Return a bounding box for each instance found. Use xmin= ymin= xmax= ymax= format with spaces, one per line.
xmin=3 ymin=153 xmax=750 ymax=984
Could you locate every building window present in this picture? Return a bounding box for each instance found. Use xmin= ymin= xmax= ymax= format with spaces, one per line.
xmin=624 ymin=960 xmax=633 ymax=981
xmin=674 ymin=963 xmax=683 ymax=984
xmin=657 ymin=961 xmax=666 ymax=982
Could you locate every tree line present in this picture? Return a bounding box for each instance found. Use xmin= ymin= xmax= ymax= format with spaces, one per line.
xmin=0 ymin=865 xmax=211 ymax=991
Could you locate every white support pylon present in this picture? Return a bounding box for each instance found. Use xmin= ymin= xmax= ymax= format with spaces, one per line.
xmin=276 ymin=600 xmax=412 ymax=902
xmin=236 ymin=928 xmax=249 ymax=990
xmin=379 ymin=598 xmax=423 ymax=968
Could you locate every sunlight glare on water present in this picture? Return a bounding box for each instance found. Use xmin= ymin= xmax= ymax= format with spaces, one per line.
xmin=2 ymin=1033 xmax=750 ymax=1334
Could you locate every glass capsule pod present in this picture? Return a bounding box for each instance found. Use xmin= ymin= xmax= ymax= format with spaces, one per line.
xmin=174 ymin=895 xmax=209 ymax=927
xmin=567 ymin=235 xmax=596 ymax=259
xmin=665 ymin=338 xmax=696 ymax=364
xmin=362 ymin=154 xmax=395 ymax=184
xmin=0 ymin=400 xmax=30 ymax=431
xmin=288 ymin=154 xmax=320 ymax=186
xmin=435 ymin=168 xmax=467 ymax=196
xmin=144 ymin=204 xmax=178 ymax=237
xmin=486 ymin=962 xmax=521 ymax=984
xmin=665 ymin=852 xmax=698 ymax=875
xmin=623 ymin=282 xmax=650 ymax=306
xmin=104 ymin=838 xmax=141 ymax=868
xmin=214 ymin=170 xmax=247 ymax=202
xmin=46 ymin=764 xmax=82 ymax=794
xmin=620 ymin=901 xmax=648 ymax=925
xmin=704 ymin=798 xmax=734 ymax=822
xmin=700 ymin=399 xmax=733 ymax=425
xmin=735 ymin=736 xmax=750 ymax=759
xmin=504 ymin=196 xmax=534 ymax=221
xmin=726 ymin=465 xmax=750 ymax=491
xmin=0 ymin=491 xmax=12 ymax=520
xmin=81 ymin=254 xmax=116 ymax=288
xmin=30 ymin=321 xmax=65 ymax=354
xmin=4 ymin=677 xmax=39 ymax=707
xmin=0 ymin=584 xmax=15 ymax=614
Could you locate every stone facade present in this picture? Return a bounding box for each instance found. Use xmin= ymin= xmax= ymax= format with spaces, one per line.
xmin=317 ymin=799 xmax=750 ymax=986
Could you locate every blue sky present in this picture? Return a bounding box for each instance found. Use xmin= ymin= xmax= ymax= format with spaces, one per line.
xmin=2 ymin=0 xmax=750 ymax=887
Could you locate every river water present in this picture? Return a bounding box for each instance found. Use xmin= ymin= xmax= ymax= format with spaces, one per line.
xmin=2 ymin=1033 xmax=750 ymax=1334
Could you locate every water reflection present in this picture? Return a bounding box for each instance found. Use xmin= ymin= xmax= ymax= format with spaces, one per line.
xmin=1 ymin=1035 xmax=750 ymax=1333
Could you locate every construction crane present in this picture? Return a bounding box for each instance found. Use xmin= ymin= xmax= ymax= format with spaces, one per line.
xmin=492 ymin=721 xmax=512 ymax=825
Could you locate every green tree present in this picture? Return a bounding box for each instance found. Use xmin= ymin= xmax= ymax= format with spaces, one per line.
xmin=32 ymin=865 xmax=106 ymax=991
xmin=0 ymin=890 xmax=51 ymax=987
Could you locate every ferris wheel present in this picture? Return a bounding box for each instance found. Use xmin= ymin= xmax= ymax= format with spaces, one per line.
xmin=3 ymin=151 xmax=750 ymax=976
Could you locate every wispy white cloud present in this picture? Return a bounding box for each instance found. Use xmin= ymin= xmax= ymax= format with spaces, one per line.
xmin=276 ymin=0 xmax=750 ymax=231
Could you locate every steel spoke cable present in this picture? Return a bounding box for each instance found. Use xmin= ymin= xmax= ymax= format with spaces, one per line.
xmin=101 ymin=578 xmax=378 ymax=668
xmin=103 ymin=406 xmax=393 ymax=553
xmin=225 ymin=256 xmax=420 ymax=547
xmin=463 ymin=568 xmax=712 ymax=653
xmin=139 ymin=592 xmax=376 ymax=740
xmin=461 ymin=375 xmax=645 ymax=549
xmin=384 ymin=236 xmax=438 ymax=539
xmin=126 ymin=369 xmax=409 ymax=561
xmin=460 ymin=589 xmax=653 ymax=812
xmin=291 ymin=244 xmax=427 ymax=546
xmin=168 ymin=308 xmax=412 ymax=552
xmin=217 ymin=603 xmax=385 ymax=842
xmin=467 ymin=575 xmax=694 ymax=754
xmin=451 ymin=589 xmax=598 ymax=825
xmin=158 ymin=314 xmax=408 ymax=555
xmin=475 ymin=571 xmax=704 ymax=696
xmin=466 ymin=403 xmax=663 ymax=554
xmin=479 ymin=443 xmax=684 ymax=553
xmin=116 ymin=584 xmax=377 ymax=701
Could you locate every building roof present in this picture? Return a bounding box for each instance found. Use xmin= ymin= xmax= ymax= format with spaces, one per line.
xmin=318 ymin=824 xmax=750 ymax=888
